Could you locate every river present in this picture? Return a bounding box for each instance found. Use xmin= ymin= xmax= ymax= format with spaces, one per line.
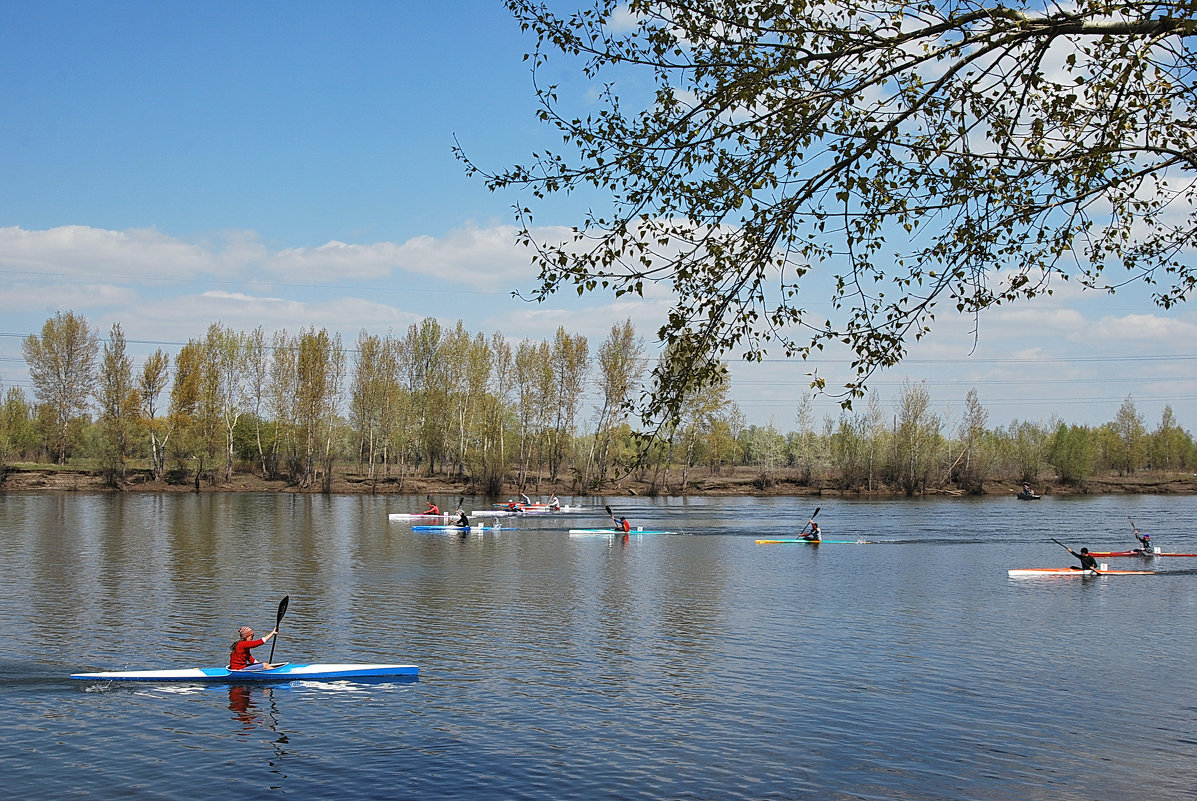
xmin=1 ymin=491 xmax=1194 ymax=800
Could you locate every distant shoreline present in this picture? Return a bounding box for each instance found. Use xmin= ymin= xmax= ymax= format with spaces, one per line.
xmin=4 ymin=465 xmax=1196 ymax=499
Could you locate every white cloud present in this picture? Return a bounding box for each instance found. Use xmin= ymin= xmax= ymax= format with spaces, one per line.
xmin=0 ymin=281 xmax=141 ymax=313
xmin=0 ymin=225 xmax=221 ymax=279
xmin=0 ymin=223 xmax=553 ymax=291
xmin=1088 ymin=313 xmax=1197 ymax=343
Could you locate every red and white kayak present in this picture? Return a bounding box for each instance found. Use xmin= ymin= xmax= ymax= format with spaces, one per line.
xmin=388 ymin=512 xmax=455 ymax=521
xmin=1008 ymin=568 xmax=1154 ymax=577
xmin=1088 ymin=550 xmax=1197 ymax=558
xmin=491 ymin=503 xmax=574 ymax=514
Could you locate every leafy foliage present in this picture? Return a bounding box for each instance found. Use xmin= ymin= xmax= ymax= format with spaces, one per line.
xmin=461 ymin=0 xmax=1197 ymax=419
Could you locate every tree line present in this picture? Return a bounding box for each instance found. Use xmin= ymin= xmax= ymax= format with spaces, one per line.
xmin=2 ymin=311 xmax=1194 ymax=495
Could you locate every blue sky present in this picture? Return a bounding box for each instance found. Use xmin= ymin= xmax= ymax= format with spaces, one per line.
xmin=2 ymin=1 xmax=1195 ymax=435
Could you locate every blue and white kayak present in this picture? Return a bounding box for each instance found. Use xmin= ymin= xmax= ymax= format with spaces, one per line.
xmin=568 ymin=528 xmax=676 ymax=536
xmin=412 ymin=523 xmax=504 ymax=532
xmin=70 ymin=662 xmax=419 ymax=682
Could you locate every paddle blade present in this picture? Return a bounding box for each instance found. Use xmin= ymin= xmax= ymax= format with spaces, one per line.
xmin=605 ymin=505 xmax=613 ymax=516
xmin=810 ymin=507 xmax=821 ymax=520
xmin=269 ymin=595 xmax=288 ymax=664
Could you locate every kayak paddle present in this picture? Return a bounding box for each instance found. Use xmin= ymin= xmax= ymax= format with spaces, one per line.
xmin=798 ymin=507 xmax=821 ymax=537
xmin=605 ymin=504 xmax=625 ymax=533
xmin=268 ymin=595 xmax=289 ymax=663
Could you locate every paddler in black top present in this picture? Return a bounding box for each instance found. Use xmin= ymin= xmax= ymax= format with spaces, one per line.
xmin=1134 ymin=527 xmax=1152 ymax=553
xmin=802 ymin=521 xmax=822 ymax=542
xmin=1066 ymin=546 xmax=1099 ymax=572
xmin=455 ymin=509 xmax=469 ymax=528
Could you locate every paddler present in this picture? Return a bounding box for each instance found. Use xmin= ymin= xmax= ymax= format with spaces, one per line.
xmin=229 ymin=625 xmax=280 ymax=671
xmin=425 ymin=500 xmax=440 ymax=515
xmin=1065 ymin=545 xmax=1100 ymax=572
xmin=803 ymin=521 xmax=822 ymax=543
xmin=1134 ymin=527 xmax=1152 ymax=553
xmin=455 ymin=508 xmax=469 ymax=528
xmin=612 ymin=515 xmax=631 ymax=533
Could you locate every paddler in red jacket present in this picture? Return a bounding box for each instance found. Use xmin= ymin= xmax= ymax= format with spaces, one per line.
xmin=425 ymin=500 xmax=440 ymax=515
xmin=229 ymin=625 xmax=279 ymax=670
xmin=803 ymin=521 xmax=822 ymax=542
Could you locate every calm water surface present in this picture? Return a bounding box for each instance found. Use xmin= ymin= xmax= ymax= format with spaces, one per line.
xmin=1 ymin=492 xmax=1195 ymax=800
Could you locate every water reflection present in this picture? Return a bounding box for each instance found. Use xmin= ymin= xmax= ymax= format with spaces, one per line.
xmin=227 ymin=684 xmax=279 ymax=733
xmin=3 ymin=492 xmax=1197 ymax=800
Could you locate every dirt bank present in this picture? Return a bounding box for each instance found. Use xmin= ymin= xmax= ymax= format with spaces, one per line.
xmin=4 ymin=464 xmax=1197 ymax=499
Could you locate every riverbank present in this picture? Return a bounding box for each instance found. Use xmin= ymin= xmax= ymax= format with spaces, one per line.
xmin=4 ymin=464 xmax=1197 ymax=498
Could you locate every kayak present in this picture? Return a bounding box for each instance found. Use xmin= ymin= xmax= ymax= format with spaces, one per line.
xmin=412 ymin=524 xmax=503 ymax=532
xmin=568 ymin=528 xmax=675 ymax=536
xmin=70 ymin=662 xmax=419 ymax=682
xmin=388 ymin=512 xmax=455 ymax=521
xmin=1007 ymin=568 xmax=1154 ymax=577
xmin=1089 ymin=550 xmax=1197 ymax=558
xmin=1017 ymin=492 xmax=1041 ymax=500
xmin=492 ymin=504 xmax=575 ymax=514
xmin=755 ymin=539 xmax=873 ymax=544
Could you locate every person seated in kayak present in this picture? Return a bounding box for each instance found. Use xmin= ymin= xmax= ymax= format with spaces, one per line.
xmin=229 ymin=625 xmax=279 ymax=671
xmin=803 ymin=521 xmax=821 ymax=542
xmin=549 ymin=494 xmax=561 ymax=510
xmin=425 ymin=500 xmax=439 ymax=515
xmin=455 ymin=509 xmax=469 ymax=528
xmin=1134 ymin=528 xmax=1152 ymax=553
xmin=1020 ymin=482 xmax=1035 ymax=496
xmin=1065 ymin=546 xmax=1099 ymax=572
xmin=612 ymin=516 xmax=631 ymax=533
xmin=520 ymin=492 xmax=532 ymax=506
xmin=506 ymin=500 xmax=520 ymax=512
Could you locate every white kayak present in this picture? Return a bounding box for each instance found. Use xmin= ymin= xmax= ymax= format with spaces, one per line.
xmin=390 ymin=510 xmax=513 ymax=520
xmin=568 ymin=528 xmax=677 ymax=536
xmin=70 ymin=662 xmax=419 ymax=682
xmin=1007 ymin=568 xmax=1154 ymax=577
